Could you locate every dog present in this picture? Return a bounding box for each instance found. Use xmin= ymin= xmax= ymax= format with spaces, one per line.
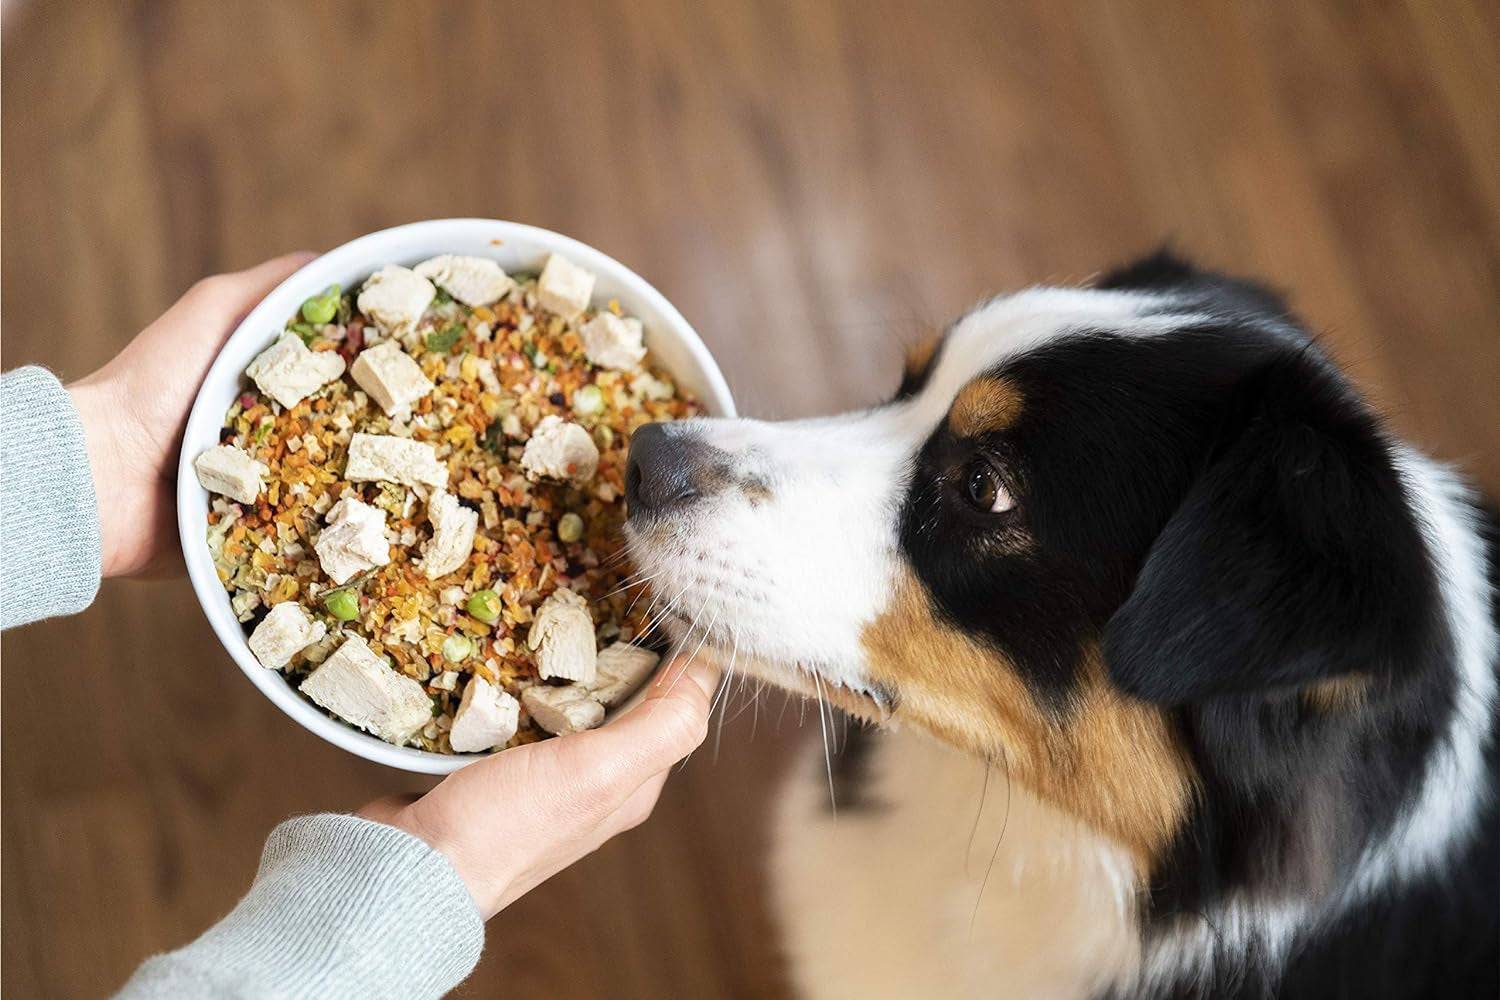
xmin=623 ymin=253 xmax=1498 ymax=999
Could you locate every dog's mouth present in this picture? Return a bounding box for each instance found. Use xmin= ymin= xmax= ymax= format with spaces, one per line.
xmin=653 ymin=611 xmax=894 ymax=725
xmin=725 ymin=653 xmax=894 ymax=725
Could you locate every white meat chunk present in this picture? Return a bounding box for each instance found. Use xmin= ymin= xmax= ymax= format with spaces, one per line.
xmin=419 ymin=492 xmax=478 ymax=580
xmin=194 ymin=444 xmax=268 ymax=504
xmin=528 ymin=587 xmax=597 ymax=683
xmin=248 ymin=601 xmax=327 ymax=670
xmin=356 ymin=264 xmax=435 ymax=334
xmin=449 ymin=677 xmax=520 ymax=752
xmin=350 ymin=340 xmax=434 ymax=416
xmin=345 ymin=433 xmax=449 ymax=489
xmin=246 ymin=332 xmax=347 ymax=409
xmin=580 ymin=312 xmax=646 ymax=370
xmin=588 ymin=643 xmax=661 ymax=707
xmin=300 ymin=635 xmax=432 ymax=744
xmin=522 ymin=683 xmax=606 ymax=735
xmin=520 ymin=415 xmax=598 ymax=485
xmin=414 ymin=254 xmax=515 ymax=307
xmin=536 ymin=253 xmax=595 ymax=320
xmin=314 ymin=497 xmax=391 ymax=585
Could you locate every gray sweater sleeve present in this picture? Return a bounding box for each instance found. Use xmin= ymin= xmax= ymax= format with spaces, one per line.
xmin=0 ymin=366 xmax=102 ymax=628
xmin=116 ymin=814 xmax=484 ymax=1000
xmin=1 ymin=366 xmax=485 ymax=998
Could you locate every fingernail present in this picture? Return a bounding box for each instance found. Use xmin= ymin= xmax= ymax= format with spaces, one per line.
xmin=678 ymin=656 xmax=722 ymax=699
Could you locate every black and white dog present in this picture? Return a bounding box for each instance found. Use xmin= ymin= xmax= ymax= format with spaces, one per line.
xmin=624 ymin=253 xmax=1498 ymax=999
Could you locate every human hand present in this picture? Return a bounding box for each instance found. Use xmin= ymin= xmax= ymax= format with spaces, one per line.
xmin=67 ymin=253 xmax=316 ymax=577
xmin=359 ymin=655 xmax=720 ymax=918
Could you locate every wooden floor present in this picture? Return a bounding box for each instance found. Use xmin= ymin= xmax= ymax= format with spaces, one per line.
xmin=3 ymin=1 xmax=1496 ymax=997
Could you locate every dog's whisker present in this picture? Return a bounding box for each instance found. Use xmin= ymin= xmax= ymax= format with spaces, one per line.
xmin=601 ymin=568 xmax=664 ymax=602
xmin=712 ymin=621 xmax=740 ymax=763
xmin=814 ymin=672 xmax=837 ymax=817
xmin=662 ymin=576 xmax=722 ymax=705
xmin=965 ymin=761 xmax=992 ymax=879
xmin=635 ymin=577 xmax=695 ymax=646
xmin=968 ymin=747 xmax=1013 ymax=938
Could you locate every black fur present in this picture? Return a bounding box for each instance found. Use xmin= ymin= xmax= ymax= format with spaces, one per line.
xmin=1104 ymin=349 xmax=1444 ymax=703
xmin=893 ymin=254 xmax=1497 ymax=998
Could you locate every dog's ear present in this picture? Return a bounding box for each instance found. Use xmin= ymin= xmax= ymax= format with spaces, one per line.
xmin=1103 ymin=353 xmax=1440 ymax=705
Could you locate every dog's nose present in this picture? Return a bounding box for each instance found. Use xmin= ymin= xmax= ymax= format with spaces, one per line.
xmin=626 ymin=423 xmax=714 ymax=516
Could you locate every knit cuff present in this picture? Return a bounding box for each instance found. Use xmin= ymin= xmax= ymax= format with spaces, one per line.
xmin=117 ymin=814 xmax=484 ymax=1000
xmin=0 ymin=366 xmax=102 ymax=629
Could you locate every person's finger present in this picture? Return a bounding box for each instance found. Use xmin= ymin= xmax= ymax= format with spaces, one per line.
xmin=174 ymin=251 xmax=317 ymax=333
xmin=400 ymin=656 xmax=719 ymax=859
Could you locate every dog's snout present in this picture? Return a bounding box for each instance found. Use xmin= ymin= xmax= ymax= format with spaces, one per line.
xmin=626 ymin=423 xmax=717 ymax=516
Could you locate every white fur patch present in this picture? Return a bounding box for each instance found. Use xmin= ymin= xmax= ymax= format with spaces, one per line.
xmin=774 ymin=727 xmax=1146 ymax=1000
xmin=1349 ymin=449 xmax=1497 ymax=895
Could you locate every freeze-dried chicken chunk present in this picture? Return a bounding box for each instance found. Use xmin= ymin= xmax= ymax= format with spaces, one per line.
xmin=357 ymin=264 xmax=435 ymax=333
xmin=248 ymin=601 xmax=327 ymax=670
xmin=300 ymin=635 xmax=432 ymax=744
xmin=314 ymin=497 xmax=391 ymax=585
xmin=350 ymin=340 xmax=434 ymax=416
xmin=344 ymin=433 xmax=449 ymax=489
xmin=528 ymin=587 xmax=596 ymax=683
xmin=580 ymin=312 xmax=646 ymax=370
xmin=414 ymin=254 xmax=515 ymax=307
xmin=449 ymin=677 xmax=520 ymax=752
xmin=588 ymin=643 xmax=661 ymax=707
xmin=246 ymin=333 xmax=346 ymax=409
xmin=536 ymin=253 xmax=595 ymax=320
xmin=522 ymin=684 xmax=605 ymax=735
xmin=419 ymin=492 xmax=478 ymax=580
xmin=520 ymin=415 xmax=598 ymax=485
xmin=194 ymin=444 xmax=268 ymax=504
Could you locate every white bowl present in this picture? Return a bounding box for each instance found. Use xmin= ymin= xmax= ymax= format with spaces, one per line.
xmin=176 ymin=219 xmax=736 ymax=774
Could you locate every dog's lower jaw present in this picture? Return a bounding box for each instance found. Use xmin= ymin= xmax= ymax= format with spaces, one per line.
xmin=725 ymin=652 xmax=893 ymax=725
xmin=657 ymin=619 xmax=893 ymax=724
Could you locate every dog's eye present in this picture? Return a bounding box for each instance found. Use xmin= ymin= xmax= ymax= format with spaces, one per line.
xmin=964 ymin=459 xmax=1014 ymax=514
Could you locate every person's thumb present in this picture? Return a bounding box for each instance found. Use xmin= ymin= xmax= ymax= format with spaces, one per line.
xmin=606 ymin=654 xmax=721 ymax=762
xmin=544 ymin=655 xmax=721 ymax=803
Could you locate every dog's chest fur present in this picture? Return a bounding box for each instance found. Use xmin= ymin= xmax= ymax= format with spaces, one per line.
xmin=772 ymin=725 xmax=1149 ymax=1000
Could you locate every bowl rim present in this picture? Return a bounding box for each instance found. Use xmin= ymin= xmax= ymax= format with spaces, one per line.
xmin=175 ymin=218 xmax=736 ymax=774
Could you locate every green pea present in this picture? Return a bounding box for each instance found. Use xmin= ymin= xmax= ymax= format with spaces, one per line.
xmin=441 ymin=634 xmax=474 ymax=663
xmin=557 ymin=512 xmax=584 ymax=543
xmin=323 ymin=588 xmax=359 ymax=621
xmin=467 ymin=589 xmax=502 ymax=624
xmin=572 ymin=384 xmax=604 ymax=416
xmin=300 ymin=285 xmax=341 ymax=325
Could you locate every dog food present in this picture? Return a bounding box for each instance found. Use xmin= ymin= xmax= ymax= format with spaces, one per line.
xmin=199 ymin=253 xmax=690 ymax=752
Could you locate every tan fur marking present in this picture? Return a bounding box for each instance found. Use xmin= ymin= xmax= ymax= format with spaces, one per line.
xmin=903 ymin=333 xmax=942 ymax=382
xmin=1303 ymin=674 xmax=1368 ymax=712
xmin=949 ymin=376 xmax=1024 ymax=438
xmin=860 ymin=573 xmax=1194 ymax=860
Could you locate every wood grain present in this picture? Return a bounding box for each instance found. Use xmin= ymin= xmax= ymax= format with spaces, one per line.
xmin=2 ymin=1 xmax=1495 ymax=997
